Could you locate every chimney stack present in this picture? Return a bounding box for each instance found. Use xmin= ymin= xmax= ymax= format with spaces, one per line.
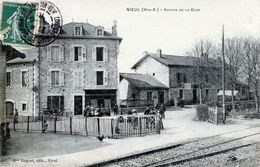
xmin=143 ymin=51 xmax=148 ymax=55
xmin=112 ymin=20 xmax=117 ymax=36
xmin=156 ymin=49 xmax=162 ymax=57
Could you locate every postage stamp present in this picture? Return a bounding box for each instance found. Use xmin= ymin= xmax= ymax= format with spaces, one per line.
xmin=1 ymin=1 xmax=62 ymax=47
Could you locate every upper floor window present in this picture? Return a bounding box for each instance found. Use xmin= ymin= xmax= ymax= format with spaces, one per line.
xmin=51 ymin=46 xmax=60 ymax=61
xmin=22 ymin=71 xmax=28 ymax=87
xmin=96 ymin=71 xmax=104 ymax=85
xmin=177 ymin=73 xmax=187 ymax=84
xmin=51 ymin=71 xmax=60 ymax=86
xmin=97 ymin=29 xmax=103 ymax=36
xmin=22 ymin=103 xmax=27 ymax=111
xmin=6 ymin=72 xmax=11 ymax=86
xmin=74 ymin=46 xmax=82 ymax=61
xmin=147 ymin=92 xmax=152 ymax=101
xmin=206 ymin=89 xmax=210 ymax=99
xmin=96 ymin=47 xmax=104 ymax=61
xmin=73 ymin=70 xmax=83 ymax=87
xmin=74 ymin=26 xmax=82 ymax=36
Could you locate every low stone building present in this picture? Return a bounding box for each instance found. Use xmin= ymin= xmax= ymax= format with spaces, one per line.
xmin=131 ymin=49 xmax=222 ymax=104
xmin=119 ymin=73 xmax=168 ymax=107
xmin=6 ymin=49 xmax=38 ymax=117
xmin=0 ymin=42 xmax=25 ymax=121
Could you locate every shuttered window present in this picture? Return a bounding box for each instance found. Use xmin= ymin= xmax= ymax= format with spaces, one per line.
xmin=6 ymin=72 xmax=11 ymax=86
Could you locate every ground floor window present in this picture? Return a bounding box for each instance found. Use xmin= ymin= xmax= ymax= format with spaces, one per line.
xmin=47 ymin=96 xmax=64 ymax=111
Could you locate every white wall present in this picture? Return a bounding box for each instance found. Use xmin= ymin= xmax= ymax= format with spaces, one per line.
xmin=119 ymin=78 xmax=129 ymax=100
xmin=134 ymin=57 xmax=169 ymax=87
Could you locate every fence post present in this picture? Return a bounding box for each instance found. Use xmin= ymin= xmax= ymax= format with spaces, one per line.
xmin=139 ymin=117 xmax=142 ymax=136
xmin=111 ymin=119 xmax=114 ymax=138
xmin=13 ymin=115 xmax=16 ymax=131
xmin=97 ymin=118 xmax=100 ymax=135
xmin=54 ymin=114 xmax=57 ymax=134
xmin=41 ymin=115 xmax=44 ymax=133
xmin=85 ymin=117 xmax=88 ymax=136
xmin=215 ymin=107 xmax=218 ymax=125
xmin=157 ymin=115 xmax=161 ymax=134
xmin=70 ymin=117 xmax=72 ymax=135
xmin=27 ymin=116 xmax=30 ymax=133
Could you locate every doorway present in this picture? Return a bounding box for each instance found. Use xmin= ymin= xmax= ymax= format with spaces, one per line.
xmin=6 ymin=101 xmax=14 ymax=117
xmin=74 ymin=96 xmax=83 ymax=115
xmin=193 ymin=89 xmax=197 ymax=104
xmin=158 ymin=91 xmax=164 ymax=104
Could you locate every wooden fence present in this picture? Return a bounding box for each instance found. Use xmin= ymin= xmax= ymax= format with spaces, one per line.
xmin=10 ymin=115 xmax=161 ymax=138
xmin=208 ymin=107 xmax=225 ymax=125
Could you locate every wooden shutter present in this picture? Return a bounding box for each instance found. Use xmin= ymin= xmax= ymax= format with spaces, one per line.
xmin=78 ymin=71 xmax=83 ymax=86
xmin=92 ymin=46 xmax=96 ymax=62
xmin=82 ymin=46 xmax=87 ymax=62
xmin=70 ymin=46 xmax=74 ymax=61
xmin=26 ymin=69 xmax=30 ymax=87
xmin=47 ymin=70 xmax=51 ymax=86
xmin=10 ymin=71 xmax=13 ymax=87
xmin=73 ymin=70 xmax=77 ymax=86
xmin=93 ymin=71 xmax=96 ymax=86
xmin=60 ymin=70 xmax=65 ymax=86
xmin=59 ymin=45 xmax=64 ymax=61
xmin=47 ymin=46 xmax=51 ymax=61
xmin=104 ymin=70 xmax=108 ymax=86
xmin=104 ymin=46 xmax=108 ymax=62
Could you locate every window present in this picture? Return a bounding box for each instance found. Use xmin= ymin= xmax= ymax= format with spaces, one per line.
xmin=6 ymin=72 xmax=11 ymax=86
xmin=51 ymin=71 xmax=60 ymax=86
xmin=22 ymin=71 xmax=28 ymax=87
xmin=22 ymin=103 xmax=27 ymax=111
xmin=179 ymin=89 xmax=183 ymax=99
xmin=177 ymin=73 xmax=187 ymax=84
xmin=73 ymin=70 xmax=83 ymax=87
xmin=96 ymin=47 xmax=104 ymax=61
xmin=205 ymin=74 xmax=209 ymax=83
xmin=47 ymin=96 xmax=64 ymax=111
xmin=51 ymin=46 xmax=59 ymax=61
xmin=153 ymin=73 xmax=155 ymax=76
xmin=96 ymin=71 xmax=104 ymax=85
xmin=147 ymin=92 xmax=152 ymax=101
xmin=74 ymin=46 xmax=82 ymax=61
xmin=97 ymin=29 xmax=103 ymax=36
xmin=74 ymin=26 xmax=82 ymax=36
xmin=206 ymin=89 xmax=209 ymax=99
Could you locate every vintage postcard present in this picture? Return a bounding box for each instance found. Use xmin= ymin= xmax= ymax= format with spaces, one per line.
xmin=0 ymin=0 xmax=260 ymax=167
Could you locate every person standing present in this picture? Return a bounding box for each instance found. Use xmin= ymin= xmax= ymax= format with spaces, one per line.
xmin=113 ymin=104 xmax=118 ymax=115
xmin=159 ymin=104 xmax=166 ymax=119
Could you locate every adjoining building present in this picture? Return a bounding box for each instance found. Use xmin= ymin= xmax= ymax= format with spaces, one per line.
xmin=119 ymin=73 xmax=168 ymax=107
xmin=6 ymin=48 xmax=38 ymax=117
xmin=0 ymin=42 xmax=25 ymax=121
xmin=131 ymin=49 xmax=222 ymax=105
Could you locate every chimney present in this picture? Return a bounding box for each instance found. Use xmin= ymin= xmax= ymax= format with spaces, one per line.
xmin=143 ymin=51 xmax=148 ymax=55
xmin=112 ymin=20 xmax=117 ymax=36
xmin=156 ymin=49 xmax=162 ymax=57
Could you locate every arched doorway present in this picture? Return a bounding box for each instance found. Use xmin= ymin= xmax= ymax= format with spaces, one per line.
xmin=6 ymin=101 xmax=14 ymax=118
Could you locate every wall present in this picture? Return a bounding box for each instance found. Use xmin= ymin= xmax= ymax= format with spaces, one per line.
xmin=134 ymin=57 xmax=169 ymax=87
xmin=0 ymin=48 xmax=6 ymax=120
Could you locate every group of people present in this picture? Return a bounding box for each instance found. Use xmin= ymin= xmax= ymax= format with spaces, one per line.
xmin=83 ymin=104 xmax=121 ymax=117
xmin=144 ymin=104 xmax=166 ymax=119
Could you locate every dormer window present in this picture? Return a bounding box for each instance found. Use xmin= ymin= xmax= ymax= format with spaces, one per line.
xmin=96 ymin=26 xmax=104 ymax=36
xmin=74 ymin=26 xmax=82 ymax=36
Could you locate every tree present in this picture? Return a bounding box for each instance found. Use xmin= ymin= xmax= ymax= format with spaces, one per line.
xmin=186 ymin=39 xmax=220 ymax=104
xmin=224 ymin=38 xmax=243 ymax=110
xmin=241 ymin=38 xmax=260 ymax=112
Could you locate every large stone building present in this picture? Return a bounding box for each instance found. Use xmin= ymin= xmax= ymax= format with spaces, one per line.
xmin=37 ymin=21 xmax=122 ymax=115
xmin=131 ymin=49 xmax=222 ymax=104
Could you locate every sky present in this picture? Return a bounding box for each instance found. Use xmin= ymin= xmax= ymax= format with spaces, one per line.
xmin=2 ymin=0 xmax=260 ymax=72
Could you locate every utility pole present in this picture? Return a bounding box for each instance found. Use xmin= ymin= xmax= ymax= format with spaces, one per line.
xmin=222 ymin=25 xmax=226 ymax=123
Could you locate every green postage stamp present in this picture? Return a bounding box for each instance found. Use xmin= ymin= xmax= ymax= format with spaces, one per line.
xmin=1 ymin=1 xmax=62 ymax=47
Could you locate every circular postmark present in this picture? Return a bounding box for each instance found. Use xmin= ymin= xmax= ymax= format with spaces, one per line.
xmin=17 ymin=1 xmax=62 ymax=46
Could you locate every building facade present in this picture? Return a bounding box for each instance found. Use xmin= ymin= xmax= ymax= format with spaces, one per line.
xmin=38 ymin=21 xmax=122 ymax=115
xmin=6 ymin=49 xmax=38 ymax=117
xmin=131 ymin=49 xmax=222 ymax=104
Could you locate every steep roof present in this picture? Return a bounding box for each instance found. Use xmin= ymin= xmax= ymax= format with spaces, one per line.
xmin=7 ymin=48 xmax=37 ymax=64
xmin=1 ymin=42 xmax=26 ymax=61
xmin=60 ymin=22 xmax=122 ymax=42
xmin=120 ymin=73 xmax=168 ymax=90
xmin=131 ymin=52 xmax=221 ymax=69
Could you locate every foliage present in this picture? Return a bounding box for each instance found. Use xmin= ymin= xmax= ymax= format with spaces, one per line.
xmin=196 ymin=104 xmax=209 ymax=121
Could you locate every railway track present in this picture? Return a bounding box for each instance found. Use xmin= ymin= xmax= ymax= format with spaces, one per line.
xmin=86 ymin=127 xmax=260 ymax=167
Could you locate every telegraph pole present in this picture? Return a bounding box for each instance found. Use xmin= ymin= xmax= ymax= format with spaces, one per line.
xmin=222 ymin=25 xmax=226 ymax=123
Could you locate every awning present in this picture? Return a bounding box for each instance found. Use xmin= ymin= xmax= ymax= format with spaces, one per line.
xmin=217 ymin=90 xmax=239 ymax=96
